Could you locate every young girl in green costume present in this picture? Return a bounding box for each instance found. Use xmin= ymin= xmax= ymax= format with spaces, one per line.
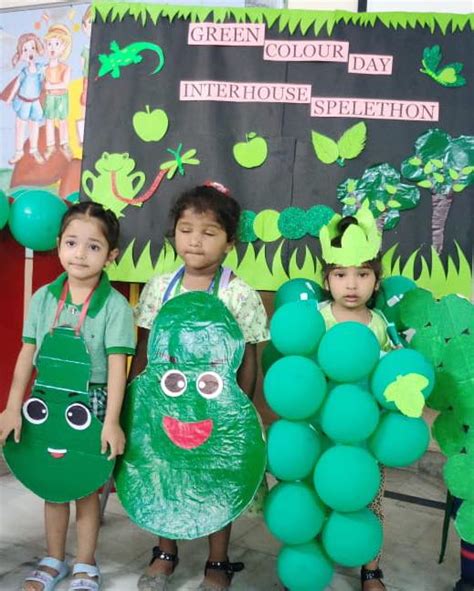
xmin=130 ymin=182 xmax=269 ymax=591
xmin=0 ymin=203 xmax=135 ymax=591
xmin=319 ymin=210 xmax=392 ymax=591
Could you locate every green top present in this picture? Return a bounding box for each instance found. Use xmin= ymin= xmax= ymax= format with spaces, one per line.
xmin=23 ymin=272 xmax=135 ymax=383
xmin=319 ymin=301 xmax=391 ymax=352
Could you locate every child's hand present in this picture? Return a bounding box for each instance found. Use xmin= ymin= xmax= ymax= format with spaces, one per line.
xmin=0 ymin=409 xmax=22 ymax=445
xmin=101 ymin=421 xmax=125 ymax=460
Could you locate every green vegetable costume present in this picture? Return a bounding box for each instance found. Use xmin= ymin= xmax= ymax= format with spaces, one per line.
xmin=4 ymin=326 xmax=114 ymax=503
xmin=115 ymin=290 xmax=266 ymax=539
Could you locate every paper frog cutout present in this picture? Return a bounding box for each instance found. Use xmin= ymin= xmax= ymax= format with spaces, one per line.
xmin=115 ymin=292 xmax=266 ymax=539
xmin=3 ymin=327 xmax=114 ymax=503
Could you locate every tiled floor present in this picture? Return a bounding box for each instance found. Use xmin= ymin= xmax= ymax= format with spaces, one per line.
xmin=0 ymin=458 xmax=461 ymax=591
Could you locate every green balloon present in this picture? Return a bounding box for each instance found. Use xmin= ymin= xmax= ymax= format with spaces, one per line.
xmin=264 ymin=481 xmax=326 ymax=544
xmin=264 ymin=356 xmax=327 ymax=420
xmin=261 ymin=341 xmax=282 ymax=376
xmin=317 ymin=322 xmax=380 ymax=382
xmin=277 ymin=541 xmax=334 ymax=591
xmin=314 ymin=445 xmax=380 ymax=512
xmin=0 ymin=190 xmax=9 ymax=230
xmin=375 ymin=276 xmax=417 ymax=328
xmin=320 ymin=384 xmax=380 ymax=443
xmin=371 ymin=348 xmax=435 ymax=410
xmin=270 ymin=301 xmax=326 ymax=356
xmin=8 ymin=190 xmax=68 ymax=251
xmin=267 ymin=420 xmax=322 ymax=481
xmin=322 ymin=508 xmax=383 ymax=567
xmin=275 ymin=279 xmax=324 ymax=310
xmin=369 ymin=412 xmax=429 ymax=467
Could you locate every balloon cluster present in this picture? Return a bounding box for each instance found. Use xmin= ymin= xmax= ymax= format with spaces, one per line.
xmin=1 ymin=188 xmax=68 ymax=251
xmin=262 ymin=278 xmax=434 ymax=591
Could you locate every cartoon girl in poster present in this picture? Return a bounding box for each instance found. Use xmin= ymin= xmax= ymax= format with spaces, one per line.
xmin=77 ymin=6 xmax=92 ymax=146
xmin=1 ymin=33 xmax=45 ymax=165
xmin=43 ymin=24 xmax=72 ymax=160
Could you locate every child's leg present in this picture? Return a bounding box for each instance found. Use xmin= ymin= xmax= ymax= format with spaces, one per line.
xmin=201 ymin=524 xmax=238 ymax=589
xmin=362 ymin=466 xmax=385 ymax=590
xmin=73 ymin=492 xmax=100 ymax=581
xmin=23 ymin=501 xmax=70 ymax=591
xmin=144 ymin=537 xmax=178 ymax=577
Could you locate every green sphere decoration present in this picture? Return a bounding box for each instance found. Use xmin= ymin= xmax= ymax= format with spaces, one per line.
xmin=320 ymin=384 xmax=380 ymax=443
xmin=322 ymin=508 xmax=383 ymax=567
xmin=264 ymin=356 xmax=327 ymax=420
xmin=264 ymin=481 xmax=326 ymax=545
xmin=267 ymin=420 xmax=322 ymax=481
xmin=274 ymin=278 xmax=324 ymax=310
xmin=8 ymin=190 xmax=68 ymax=251
xmin=261 ymin=341 xmax=283 ymax=376
xmin=0 ymin=190 xmax=9 ymax=230
xmin=270 ymin=301 xmax=326 ymax=356
xmin=305 ymin=205 xmax=335 ymax=238
xmin=317 ymin=322 xmax=380 ymax=382
xmin=313 ymin=445 xmax=380 ymax=512
xmin=237 ymin=209 xmax=257 ymax=242
xmin=278 ymin=207 xmax=307 ymax=240
xmin=253 ymin=209 xmax=281 ymax=242
xmin=371 ymin=348 xmax=435 ymax=410
xmin=369 ymin=412 xmax=429 ymax=467
xmin=277 ymin=541 xmax=334 ymax=591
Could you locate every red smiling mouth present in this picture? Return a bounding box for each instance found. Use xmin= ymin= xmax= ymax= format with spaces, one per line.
xmin=162 ymin=416 xmax=213 ymax=449
xmin=47 ymin=447 xmax=67 ymax=459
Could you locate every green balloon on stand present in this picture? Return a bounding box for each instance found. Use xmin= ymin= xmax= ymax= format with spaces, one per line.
xmin=261 ymin=341 xmax=282 ymax=376
xmin=8 ymin=190 xmax=68 ymax=251
xmin=270 ymin=301 xmax=325 ymax=356
xmin=275 ymin=278 xmax=324 ymax=309
xmin=267 ymin=420 xmax=322 ymax=481
xmin=264 ymin=481 xmax=326 ymax=545
xmin=264 ymin=356 xmax=327 ymax=420
xmin=277 ymin=541 xmax=334 ymax=591
xmin=320 ymin=384 xmax=380 ymax=443
xmin=314 ymin=445 xmax=380 ymax=512
xmin=322 ymin=508 xmax=383 ymax=567
xmin=369 ymin=411 xmax=429 ymax=467
xmin=0 ymin=190 xmax=9 ymax=230
xmin=317 ymin=322 xmax=380 ymax=382
xmin=371 ymin=348 xmax=435 ymax=410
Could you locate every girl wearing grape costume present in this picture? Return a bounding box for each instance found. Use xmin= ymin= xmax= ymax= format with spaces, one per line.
xmin=130 ymin=182 xmax=268 ymax=591
xmin=0 ymin=203 xmax=135 ymax=591
xmin=319 ymin=207 xmax=392 ymax=591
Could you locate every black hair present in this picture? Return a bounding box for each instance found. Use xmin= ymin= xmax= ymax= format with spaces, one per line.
xmin=58 ymin=202 xmax=120 ymax=251
xmin=322 ymin=215 xmax=382 ymax=283
xmin=169 ymin=184 xmax=241 ymax=242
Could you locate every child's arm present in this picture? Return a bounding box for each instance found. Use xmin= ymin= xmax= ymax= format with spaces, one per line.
xmin=128 ymin=327 xmax=149 ymax=381
xmin=0 ymin=343 xmax=36 ymax=444
xmin=101 ymin=353 xmax=127 ymax=460
xmin=237 ymin=343 xmax=258 ymax=399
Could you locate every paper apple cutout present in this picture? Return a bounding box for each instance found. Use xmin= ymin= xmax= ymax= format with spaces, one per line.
xmin=133 ymin=105 xmax=169 ymax=142
xmin=233 ymin=133 xmax=268 ymax=168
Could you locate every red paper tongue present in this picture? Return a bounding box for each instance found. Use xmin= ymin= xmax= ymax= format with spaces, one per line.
xmin=162 ymin=416 xmax=213 ymax=449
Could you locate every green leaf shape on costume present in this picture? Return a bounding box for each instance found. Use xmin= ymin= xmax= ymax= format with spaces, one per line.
xmin=115 ymin=292 xmax=266 ymax=539
xmin=444 ymin=454 xmax=474 ymax=501
xmin=455 ymin=500 xmax=474 ymax=544
xmin=311 ymin=131 xmax=339 ymax=165
xmin=383 ymin=374 xmax=428 ymax=418
xmin=4 ymin=327 xmax=114 ymax=503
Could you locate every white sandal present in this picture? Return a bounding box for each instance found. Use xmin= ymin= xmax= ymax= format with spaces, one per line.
xmin=23 ymin=556 xmax=69 ymax=591
xmin=69 ymin=563 xmax=101 ymax=590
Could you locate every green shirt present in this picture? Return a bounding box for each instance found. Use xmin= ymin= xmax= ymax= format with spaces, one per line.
xmin=23 ymin=273 xmax=135 ymax=383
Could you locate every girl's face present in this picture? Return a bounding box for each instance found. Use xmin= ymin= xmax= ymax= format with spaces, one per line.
xmin=21 ymin=40 xmax=38 ymax=63
xmin=46 ymin=36 xmax=64 ymax=59
xmin=325 ymin=265 xmax=378 ymax=311
xmin=174 ymin=208 xmax=233 ymax=274
xmin=58 ymin=217 xmax=118 ymax=284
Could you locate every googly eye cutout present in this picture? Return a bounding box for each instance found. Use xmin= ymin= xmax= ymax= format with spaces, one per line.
xmin=196 ymin=372 xmax=223 ymax=400
xmin=161 ymin=370 xmax=187 ymax=398
xmin=23 ymin=397 xmax=48 ymax=425
xmin=65 ymin=403 xmax=92 ymax=431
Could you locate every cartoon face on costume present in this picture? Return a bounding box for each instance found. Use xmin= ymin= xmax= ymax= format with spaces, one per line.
xmin=115 ymin=292 xmax=266 ymax=539
xmin=4 ymin=327 xmax=114 ymax=503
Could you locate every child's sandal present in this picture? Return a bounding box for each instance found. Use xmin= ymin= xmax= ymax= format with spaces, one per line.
xmin=68 ymin=563 xmax=101 ymax=591
xmin=197 ymin=559 xmax=245 ymax=590
xmin=137 ymin=546 xmax=179 ymax=591
xmin=361 ymin=567 xmax=386 ymax=589
xmin=23 ymin=556 xmax=69 ymax=591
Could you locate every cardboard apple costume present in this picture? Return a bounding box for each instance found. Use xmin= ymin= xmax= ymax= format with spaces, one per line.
xmin=4 ymin=326 xmax=114 ymax=503
xmin=115 ymin=290 xmax=267 ymax=539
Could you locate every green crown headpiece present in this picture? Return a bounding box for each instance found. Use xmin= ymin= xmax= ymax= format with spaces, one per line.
xmin=320 ymin=203 xmax=382 ymax=267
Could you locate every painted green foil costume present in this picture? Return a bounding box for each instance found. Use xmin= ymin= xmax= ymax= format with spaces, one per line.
xmin=115 ymin=291 xmax=266 ymax=539
xmin=4 ymin=327 xmax=114 ymax=503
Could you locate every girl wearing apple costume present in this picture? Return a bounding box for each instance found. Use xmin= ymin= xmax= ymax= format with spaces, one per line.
xmin=130 ymin=182 xmax=269 ymax=591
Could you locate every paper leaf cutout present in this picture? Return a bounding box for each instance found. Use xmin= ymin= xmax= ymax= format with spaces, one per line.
xmin=420 ymin=45 xmax=467 ymax=87
xmin=311 ymin=131 xmax=339 ymax=164
xmin=455 ymin=500 xmax=474 ymax=544
xmin=383 ymin=373 xmax=428 ymax=417
xmin=444 ymin=453 xmax=474 ymax=501
xmin=432 ymin=411 xmax=473 ymax=456
xmin=337 ymin=122 xmax=367 ymax=161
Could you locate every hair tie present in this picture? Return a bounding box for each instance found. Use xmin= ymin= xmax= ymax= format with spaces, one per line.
xmin=203 ymin=180 xmax=230 ymax=196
